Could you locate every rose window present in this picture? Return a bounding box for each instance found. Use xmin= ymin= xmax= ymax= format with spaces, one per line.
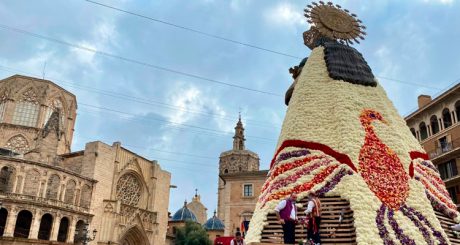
xmin=116 ymin=173 xmax=141 ymax=206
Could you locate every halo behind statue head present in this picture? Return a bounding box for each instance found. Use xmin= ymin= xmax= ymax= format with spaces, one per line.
xmin=304 ymin=1 xmax=366 ymax=44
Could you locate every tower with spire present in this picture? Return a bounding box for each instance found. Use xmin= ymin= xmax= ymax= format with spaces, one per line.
xmin=232 ymin=114 xmax=245 ymax=150
xmin=217 ymin=116 xmax=265 ymax=235
xmin=218 ymin=116 xmax=259 ymax=175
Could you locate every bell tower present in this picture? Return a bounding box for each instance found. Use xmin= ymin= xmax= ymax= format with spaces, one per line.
xmin=218 ymin=117 xmax=259 ymax=175
xmin=232 ymin=115 xmax=245 ymax=150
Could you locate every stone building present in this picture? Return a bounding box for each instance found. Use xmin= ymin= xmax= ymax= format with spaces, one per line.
xmin=186 ymin=190 xmax=207 ymax=225
xmin=405 ymin=83 xmax=460 ymax=205
xmin=166 ymin=201 xmax=197 ymax=240
xmin=217 ymin=117 xmax=267 ymax=236
xmin=203 ymin=211 xmax=224 ymax=242
xmin=0 ymin=75 xmax=171 ymax=245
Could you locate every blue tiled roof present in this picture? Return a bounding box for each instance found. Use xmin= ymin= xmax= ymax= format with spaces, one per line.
xmin=171 ymin=202 xmax=197 ymax=222
xmin=203 ymin=214 xmax=225 ymax=231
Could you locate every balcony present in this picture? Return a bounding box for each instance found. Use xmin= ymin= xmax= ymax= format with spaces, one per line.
xmin=427 ymin=136 xmax=460 ymax=160
xmin=429 ymin=142 xmax=454 ymax=159
xmin=0 ymin=192 xmax=90 ymax=213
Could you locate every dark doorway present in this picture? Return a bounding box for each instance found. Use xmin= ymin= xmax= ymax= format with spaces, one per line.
xmin=57 ymin=217 xmax=69 ymax=242
xmin=14 ymin=210 xmax=33 ymax=238
xmin=38 ymin=213 xmax=53 ymax=240
xmin=0 ymin=208 xmax=8 ymax=236
xmin=74 ymin=220 xmax=85 ymax=244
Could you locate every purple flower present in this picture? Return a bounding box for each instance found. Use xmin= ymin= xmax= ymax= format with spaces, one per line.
xmin=387 ymin=209 xmax=416 ymax=245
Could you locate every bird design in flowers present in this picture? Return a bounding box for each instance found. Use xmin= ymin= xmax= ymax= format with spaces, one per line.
xmin=258 ymin=109 xmax=458 ymax=244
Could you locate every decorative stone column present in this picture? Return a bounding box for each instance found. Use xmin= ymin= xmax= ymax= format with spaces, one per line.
xmin=3 ymin=206 xmax=18 ymax=237
xmin=20 ymin=175 xmax=25 ymax=194
xmin=427 ymin=125 xmax=432 ymax=137
xmin=452 ymin=110 xmax=457 ymax=124
xmin=29 ymin=209 xmax=42 ymax=239
xmin=60 ymin=183 xmax=66 ymax=201
xmin=50 ymin=214 xmax=61 ymax=241
xmin=67 ymin=217 xmax=77 ymax=243
xmin=440 ymin=118 xmax=444 ymax=130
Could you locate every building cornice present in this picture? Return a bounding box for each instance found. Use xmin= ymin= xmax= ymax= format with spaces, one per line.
xmin=220 ymin=170 xmax=268 ymax=180
xmin=405 ymin=83 xmax=460 ymax=121
xmin=0 ymin=155 xmax=98 ymax=183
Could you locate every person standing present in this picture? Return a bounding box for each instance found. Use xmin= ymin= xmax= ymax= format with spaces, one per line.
xmin=230 ymin=231 xmax=245 ymax=245
xmin=304 ymin=193 xmax=321 ymax=245
xmin=275 ymin=193 xmax=298 ymax=244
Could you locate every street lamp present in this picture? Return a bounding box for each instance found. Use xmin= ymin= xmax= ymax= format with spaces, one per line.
xmin=79 ymin=221 xmax=97 ymax=245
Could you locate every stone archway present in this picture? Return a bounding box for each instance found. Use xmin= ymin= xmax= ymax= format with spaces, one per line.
xmin=119 ymin=225 xmax=149 ymax=245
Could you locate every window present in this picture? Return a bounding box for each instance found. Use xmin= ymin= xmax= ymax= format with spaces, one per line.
xmin=419 ymin=122 xmax=428 ymax=140
xmin=456 ymin=101 xmax=460 ymax=123
xmin=12 ymin=101 xmax=39 ymax=127
xmin=443 ymin=108 xmax=453 ymax=129
xmin=438 ymin=159 xmax=458 ymax=180
xmin=430 ymin=115 xmax=439 ymax=135
xmin=448 ymin=186 xmax=458 ymax=204
xmin=116 ymin=173 xmax=142 ymax=206
xmin=410 ymin=128 xmax=416 ymax=138
xmin=438 ymin=136 xmax=451 ymax=153
xmin=5 ymin=135 xmax=29 ymax=154
xmin=243 ymin=184 xmax=253 ymax=197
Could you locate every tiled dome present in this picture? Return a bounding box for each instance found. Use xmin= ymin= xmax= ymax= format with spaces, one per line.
xmin=203 ymin=211 xmax=224 ymax=231
xmin=171 ymin=201 xmax=197 ymax=222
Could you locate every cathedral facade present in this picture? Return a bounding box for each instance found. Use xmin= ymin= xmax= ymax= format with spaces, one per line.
xmin=217 ymin=117 xmax=267 ymax=236
xmin=0 ymin=75 xmax=171 ymax=245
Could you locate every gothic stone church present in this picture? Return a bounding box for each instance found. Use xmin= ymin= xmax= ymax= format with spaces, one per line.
xmin=0 ymin=75 xmax=171 ymax=245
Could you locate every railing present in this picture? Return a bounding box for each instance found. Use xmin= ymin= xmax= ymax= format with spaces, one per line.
xmin=0 ymin=192 xmax=90 ymax=213
xmin=428 ymin=137 xmax=460 ymax=159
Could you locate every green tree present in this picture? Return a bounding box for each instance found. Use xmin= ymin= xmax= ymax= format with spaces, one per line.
xmin=175 ymin=221 xmax=212 ymax=245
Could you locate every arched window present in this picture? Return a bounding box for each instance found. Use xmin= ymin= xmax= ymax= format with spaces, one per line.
xmin=38 ymin=213 xmax=53 ymax=240
xmin=0 ymin=166 xmax=15 ymax=193
xmin=430 ymin=115 xmax=440 ymax=135
xmin=46 ymin=174 xmax=60 ymax=200
xmin=4 ymin=135 xmax=29 ymax=154
xmin=443 ymin=108 xmax=453 ymax=129
xmin=80 ymin=185 xmax=92 ymax=208
xmin=456 ymin=101 xmax=460 ymax=123
xmin=14 ymin=210 xmax=32 ymax=238
xmin=64 ymin=180 xmax=76 ymax=204
xmin=57 ymin=217 xmax=69 ymax=242
xmin=12 ymin=89 xmax=39 ymax=127
xmin=0 ymin=208 xmax=7 ymax=236
xmin=224 ymin=169 xmax=229 ymax=174
xmin=23 ymin=169 xmax=40 ymax=196
xmin=419 ymin=122 xmax=428 ymax=140
xmin=116 ymin=173 xmax=142 ymax=206
xmin=74 ymin=220 xmax=85 ymax=243
xmin=410 ymin=128 xmax=416 ymax=138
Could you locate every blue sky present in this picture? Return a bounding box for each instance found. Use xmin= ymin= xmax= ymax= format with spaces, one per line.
xmin=1 ymin=0 xmax=460 ymax=218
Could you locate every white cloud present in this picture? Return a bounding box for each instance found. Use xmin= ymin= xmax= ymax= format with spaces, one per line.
xmin=71 ymin=41 xmax=97 ymax=65
xmin=165 ymin=84 xmax=231 ymax=132
xmin=70 ymin=20 xmax=119 ymax=67
xmin=264 ymin=3 xmax=307 ymax=28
